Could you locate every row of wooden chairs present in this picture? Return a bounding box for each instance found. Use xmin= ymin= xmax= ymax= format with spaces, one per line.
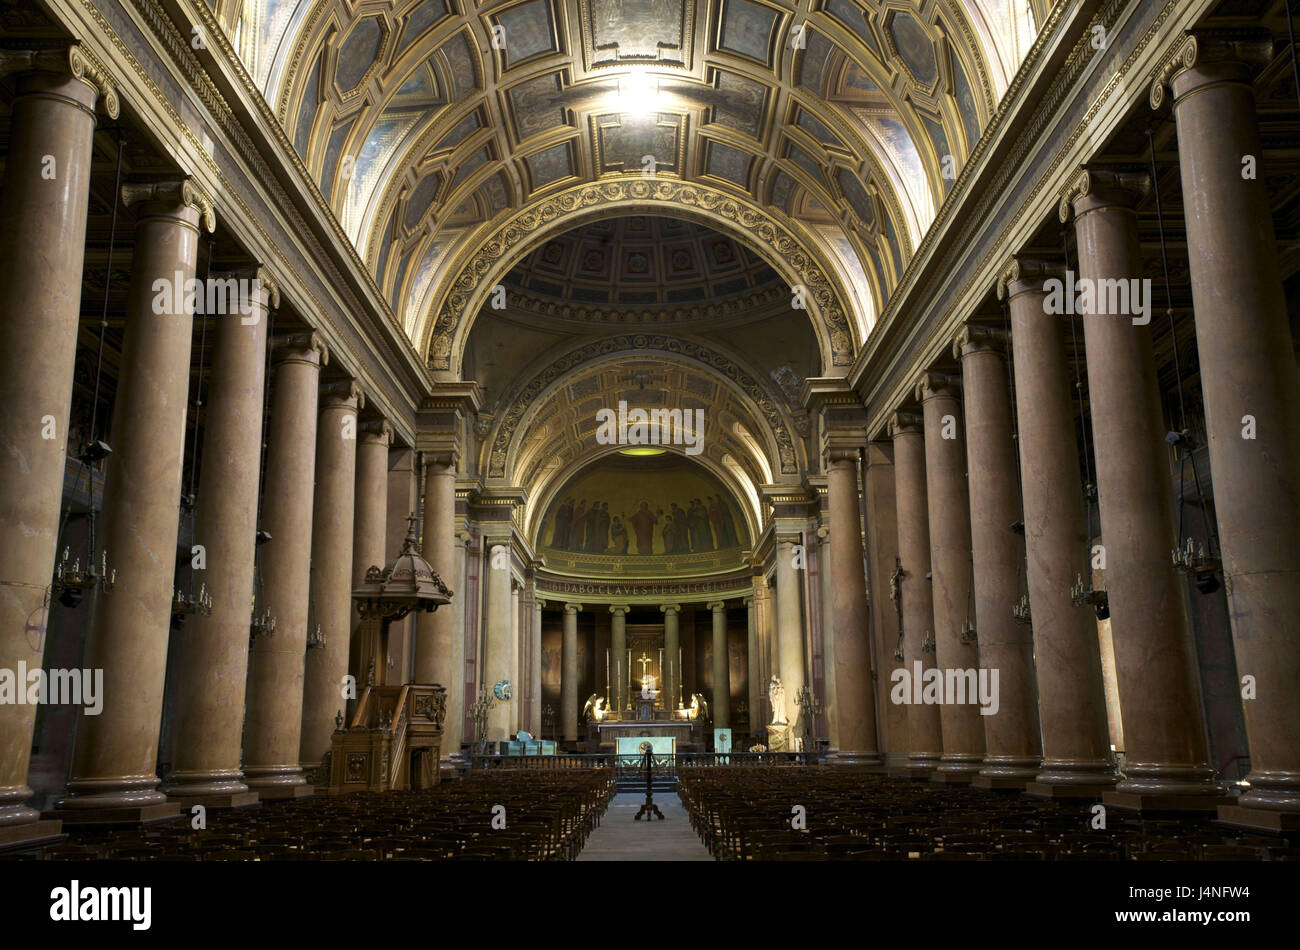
xmin=676 ymin=768 xmax=1292 ymax=862
xmin=20 ymin=769 xmax=615 ymax=862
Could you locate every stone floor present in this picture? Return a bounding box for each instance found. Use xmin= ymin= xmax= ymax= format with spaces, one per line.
xmin=576 ymin=792 xmax=713 ymax=861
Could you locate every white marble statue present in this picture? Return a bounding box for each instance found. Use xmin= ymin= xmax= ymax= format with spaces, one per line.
xmin=640 ymin=674 xmax=657 ymax=700
xmin=769 ymin=675 xmax=787 ymax=725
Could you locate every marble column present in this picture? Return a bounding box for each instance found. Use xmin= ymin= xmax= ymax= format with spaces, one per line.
xmin=346 ymin=420 xmax=389 ymax=710
xmin=1063 ymin=167 xmax=1227 ymax=809
xmin=889 ymin=414 xmax=943 ymax=777
xmin=660 ymin=604 xmax=680 ymax=715
xmin=1001 ymin=259 xmax=1116 ymax=796
xmin=163 ymin=270 xmax=275 ymax=807
xmin=744 ymin=596 xmax=757 ymax=734
xmin=417 ymin=453 xmax=457 ymax=679
xmin=483 ymin=540 xmax=513 ymax=742
xmin=825 ymin=449 xmax=882 ymax=765
xmin=509 ymin=582 xmax=521 ymax=735
xmin=864 ymin=443 xmax=906 ymax=765
xmin=817 ymin=525 xmax=838 ymax=751
xmin=954 ymin=325 xmax=1041 ymax=787
xmin=300 ymin=380 xmax=362 ymax=773
xmin=0 ymin=49 xmax=113 ymax=836
xmin=531 ymin=595 xmax=544 ymax=732
xmin=243 ymin=332 xmax=327 ymax=799
xmin=58 ymin=180 xmax=214 ymax=819
xmin=1155 ymin=35 xmax=1300 ymax=824
xmin=773 ymin=538 xmax=806 ymax=737
xmin=917 ymin=375 xmax=985 ymax=782
xmin=610 ymin=605 xmax=629 ymax=713
xmin=562 ymin=604 xmax=581 ymax=742
xmin=708 ymin=602 xmax=730 ymax=730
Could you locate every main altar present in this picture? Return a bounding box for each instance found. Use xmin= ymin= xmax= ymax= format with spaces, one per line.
xmin=583 ymin=657 xmax=705 ymax=752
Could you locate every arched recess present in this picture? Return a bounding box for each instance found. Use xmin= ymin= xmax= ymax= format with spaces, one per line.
xmin=419 ymin=180 xmax=864 ymax=376
xmin=524 ymin=445 xmax=764 ymax=559
xmin=484 ymin=337 xmax=804 ymax=484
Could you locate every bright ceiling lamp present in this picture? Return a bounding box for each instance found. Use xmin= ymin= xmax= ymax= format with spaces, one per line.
xmin=618 ymin=446 xmax=667 ymax=457
xmin=609 ymin=69 xmax=661 ymax=118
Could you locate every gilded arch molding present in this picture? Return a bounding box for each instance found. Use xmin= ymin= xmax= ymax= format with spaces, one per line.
xmin=486 ymin=334 xmax=802 ymax=481
xmin=421 ymin=179 xmax=862 ymax=375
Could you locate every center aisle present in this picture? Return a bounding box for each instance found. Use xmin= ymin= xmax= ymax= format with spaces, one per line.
xmin=577 ymin=792 xmax=714 ymax=861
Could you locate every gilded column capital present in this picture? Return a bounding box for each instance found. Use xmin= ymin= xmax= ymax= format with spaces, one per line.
xmin=271 ymin=331 xmax=329 ymax=366
xmin=952 ymin=323 xmax=1008 ymax=359
xmin=563 ymin=602 xmax=583 ymax=614
xmin=995 ymin=255 xmax=1064 ymax=300
xmin=658 ymin=603 xmax=681 ymax=615
xmin=706 ymin=601 xmax=727 ymax=612
xmin=914 ymin=371 xmax=961 ymax=403
xmin=609 ymin=604 xmax=630 ymax=616
xmin=743 ymin=596 xmax=754 ymax=607
xmin=121 ymin=178 xmax=216 ymax=233
xmin=320 ymin=379 xmax=364 ymax=410
xmin=1149 ymin=30 xmax=1273 ymax=110
xmin=1058 ymin=166 xmax=1151 ymax=222
xmin=888 ymin=411 xmax=923 ymax=437
xmin=0 ymin=44 xmax=120 ymax=118
xmin=359 ymin=419 xmax=393 ymax=445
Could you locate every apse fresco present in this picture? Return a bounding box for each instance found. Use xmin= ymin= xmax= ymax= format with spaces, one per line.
xmin=538 ymin=455 xmax=748 ymax=572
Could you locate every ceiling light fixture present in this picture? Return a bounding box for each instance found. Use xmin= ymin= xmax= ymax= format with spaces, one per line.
xmin=610 ymin=69 xmax=661 ymax=118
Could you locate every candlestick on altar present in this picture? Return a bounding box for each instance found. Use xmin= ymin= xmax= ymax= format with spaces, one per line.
xmin=679 ymin=646 xmax=684 ymax=708
xmin=606 ymin=649 xmax=610 ymax=709
xmin=658 ymin=647 xmax=663 ymax=696
xmin=626 ymin=649 xmax=632 ymax=709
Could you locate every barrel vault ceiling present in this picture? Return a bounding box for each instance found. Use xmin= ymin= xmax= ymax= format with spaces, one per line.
xmin=211 ymin=0 xmax=1043 ymax=370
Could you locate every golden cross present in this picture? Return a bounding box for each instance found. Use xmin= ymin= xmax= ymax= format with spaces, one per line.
xmin=637 ymin=652 xmax=652 ymax=679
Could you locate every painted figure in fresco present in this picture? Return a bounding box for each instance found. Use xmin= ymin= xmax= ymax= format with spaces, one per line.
xmin=707 ymin=495 xmax=723 ymax=547
xmin=670 ymin=503 xmax=689 ymax=552
xmin=593 ymin=501 xmax=611 ymax=553
xmin=688 ymin=498 xmax=713 ymax=552
xmin=717 ymin=496 xmax=739 ymax=548
xmin=609 ymin=516 xmax=629 ymax=554
xmin=629 ymin=501 xmax=657 ymax=554
xmin=569 ymin=499 xmax=587 ymax=551
xmin=552 ymin=497 xmax=574 ymax=549
xmin=661 ymin=511 xmax=677 ymax=555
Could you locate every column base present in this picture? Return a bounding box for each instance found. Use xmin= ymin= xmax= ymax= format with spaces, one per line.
xmin=930 ymin=771 xmax=975 ymax=785
xmin=971 ymin=774 xmax=1032 ymax=790
xmin=825 ymin=751 xmax=885 ymax=769
xmin=254 ymin=785 xmax=315 ymax=801
xmin=1102 ymin=790 xmax=1234 ymax=814
xmin=44 ymin=803 xmax=181 ymax=827
xmin=1024 ymin=782 xmax=1115 ymax=800
xmin=0 ymin=819 xmax=63 ymax=850
xmin=1217 ymin=805 xmax=1300 ymax=833
xmin=167 ymin=792 xmax=261 ymax=810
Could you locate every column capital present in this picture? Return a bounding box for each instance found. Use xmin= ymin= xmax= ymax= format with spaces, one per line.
xmin=609 ymin=604 xmax=630 ymax=616
xmin=320 ymin=379 xmax=364 ymax=410
xmin=1150 ymin=29 xmax=1273 ymax=110
xmin=706 ymin=600 xmax=727 ymax=612
xmin=563 ymin=602 xmax=583 ymax=614
xmin=1059 ymin=166 xmax=1151 ymax=223
xmin=212 ymin=265 xmax=281 ymax=310
xmin=953 ymin=323 xmax=1009 ymax=359
xmin=359 ymin=419 xmax=393 ymax=445
xmin=0 ymin=43 xmax=120 ymax=118
xmin=774 ymin=533 xmax=802 ymax=549
xmin=271 ymin=331 xmax=328 ymax=367
xmin=816 ymin=524 xmax=830 ymax=542
xmin=824 ymin=445 xmax=860 ymax=468
xmin=659 ymin=603 xmax=681 ymax=615
xmin=914 ymin=371 xmax=961 ymax=403
xmin=423 ymin=450 xmax=459 ymax=471
xmin=888 ymin=411 xmax=923 ymax=437
xmin=743 ymin=596 xmax=754 ymax=607
xmin=121 ymin=178 xmax=216 ymax=233
xmin=996 ymin=255 xmax=1065 ymax=300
